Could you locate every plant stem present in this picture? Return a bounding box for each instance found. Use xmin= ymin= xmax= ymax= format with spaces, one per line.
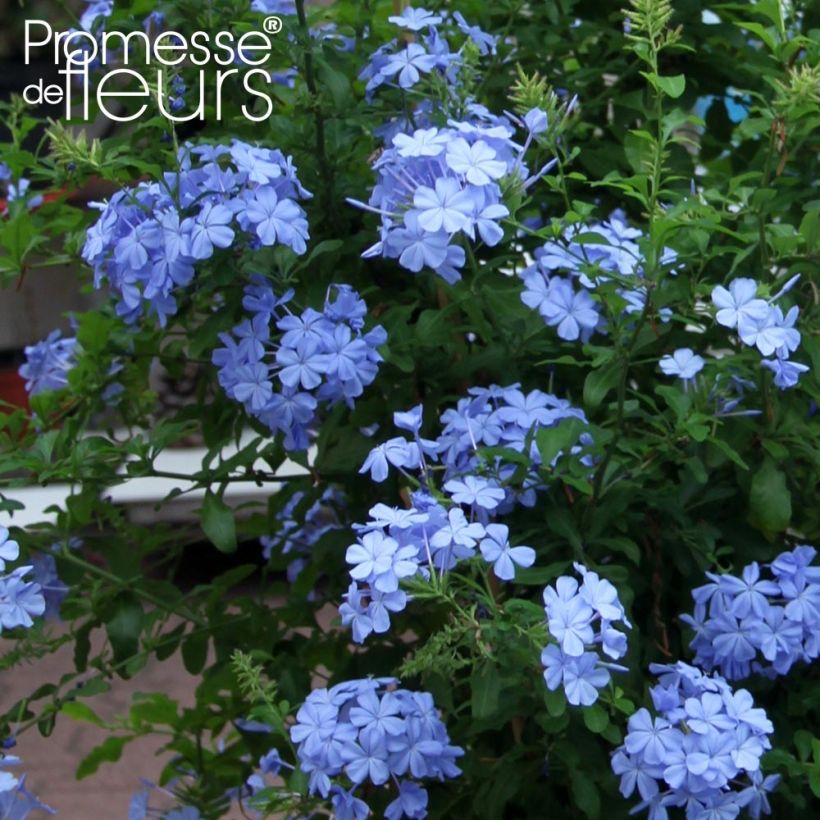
xmin=295 ymin=0 xmax=336 ymax=232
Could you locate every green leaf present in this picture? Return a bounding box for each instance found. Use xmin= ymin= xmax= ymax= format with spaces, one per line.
xmin=641 ymin=72 xmax=686 ymax=98
xmin=471 ymin=664 xmax=501 ymax=720
xmin=61 ymin=701 xmax=105 ymax=727
xmin=657 ymin=74 xmax=686 ymax=98
xmin=181 ymin=631 xmax=208 ymax=675
xmin=544 ymin=686 xmax=567 ymax=718
xmin=76 ymin=736 xmax=132 ymax=779
xmin=655 ymin=385 xmax=691 ymax=420
xmin=748 ymin=459 xmax=792 ymax=534
xmin=201 ymin=491 xmax=237 ymax=553
xmin=570 ymin=769 xmax=601 ymax=818
xmin=536 ymin=417 xmax=586 ymax=467
xmin=709 ymin=438 xmax=749 ymax=471
xmin=596 ymin=537 xmax=641 ymax=565
xmin=130 ymin=692 xmax=179 ymax=727
xmin=583 ymin=360 xmax=621 ymax=409
xmin=734 ymin=21 xmax=777 ymax=51
xmin=105 ymin=595 xmax=144 ymax=667
xmin=582 ymin=703 xmax=609 ymax=733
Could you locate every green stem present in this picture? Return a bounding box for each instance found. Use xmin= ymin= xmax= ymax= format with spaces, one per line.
xmin=295 ymin=0 xmax=336 ymax=231
xmin=37 ymin=544 xmax=208 ymax=628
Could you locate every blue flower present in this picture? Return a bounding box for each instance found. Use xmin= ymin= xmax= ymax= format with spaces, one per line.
xmin=388 ymin=7 xmax=443 ymax=31
xmin=276 ymin=339 xmax=330 ymax=390
xmin=478 ymin=524 xmax=535 ymax=581
xmin=413 ymin=177 xmax=475 ymax=233
xmin=445 ymin=138 xmax=507 ymax=186
xmin=538 ymin=277 xmax=600 ymax=341
xmin=444 ymin=475 xmax=505 ymax=510
xmin=188 ymin=202 xmax=235 ymax=259
xmin=452 ymin=11 xmax=498 ymax=55
xmin=542 ymin=566 xmax=630 ymax=703
xmin=683 ymin=546 xmax=818 ymax=679
xmin=0 ymin=567 xmax=46 ymax=631
xmin=345 ymin=531 xmax=419 ymax=593
xmin=523 ymin=107 xmax=549 ymax=134
xmin=711 ymin=279 xmax=769 ymax=330
xmin=659 ymin=348 xmax=704 ymax=380
xmin=547 ymin=592 xmax=595 ymax=656
xmin=233 ymin=362 xmax=274 ymax=412
xmin=614 ymin=664 xmax=774 ymax=817
xmin=0 ymin=528 xmax=19 ymax=572
xmin=393 ymin=128 xmax=448 ymax=158
xmin=19 ymin=330 xmax=78 ymax=395
xmin=385 ymin=780 xmax=429 ymax=820
xmin=360 ymin=438 xmax=421 ymax=482
xmin=349 ymin=690 xmax=405 ymax=743
xmin=382 ymin=43 xmax=438 ymax=89
xmin=330 ymin=785 xmax=369 ymax=820
xmin=761 ymin=355 xmax=808 ymax=389
xmin=288 ymin=681 xmax=461 ymax=815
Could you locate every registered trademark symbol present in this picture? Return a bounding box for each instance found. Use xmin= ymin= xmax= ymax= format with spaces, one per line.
xmin=263 ymin=16 xmax=283 ymax=34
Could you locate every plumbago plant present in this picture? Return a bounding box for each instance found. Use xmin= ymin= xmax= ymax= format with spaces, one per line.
xmin=0 ymin=0 xmax=818 ymax=817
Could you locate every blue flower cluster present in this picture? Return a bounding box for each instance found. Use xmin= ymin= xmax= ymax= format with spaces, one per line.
xmin=682 ymin=545 xmax=819 ymax=680
xmin=261 ymin=487 xmax=345 ymax=582
xmin=361 ymin=385 xmax=589 ymax=509
xmin=711 ymin=275 xmax=808 ymax=389
xmin=519 ymin=209 xmax=678 ymax=341
xmin=541 ymin=563 xmax=630 ymax=706
xmin=612 ymin=662 xmax=777 ymax=820
xmin=359 ymin=7 xmax=497 ymax=99
xmin=0 ymin=527 xmax=45 ymax=635
xmin=82 ymin=141 xmax=311 ymax=326
xmin=289 ymin=677 xmax=463 ymax=818
xmin=0 ymin=754 xmax=54 ymax=817
xmin=341 ymin=494 xmax=535 ymax=642
xmin=18 ymin=330 xmax=77 ymax=396
xmin=213 ymin=281 xmax=385 ymax=450
xmin=342 ymin=388 xmax=593 ymax=641
xmin=352 ymin=110 xmax=552 ymax=283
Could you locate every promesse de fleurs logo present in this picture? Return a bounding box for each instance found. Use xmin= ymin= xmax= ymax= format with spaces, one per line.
xmin=22 ymin=17 xmax=284 ymax=123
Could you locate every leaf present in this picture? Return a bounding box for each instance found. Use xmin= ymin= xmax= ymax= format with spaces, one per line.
xmin=130 ymin=692 xmax=179 ymax=727
xmin=582 ymin=703 xmax=609 ymax=733
xmin=181 ymin=631 xmax=208 ymax=675
xmin=641 ymin=71 xmax=686 ymax=98
xmin=105 ymin=595 xmax=144 ymax=667
xmin=76 ymin=736 xmax=132 ymax=780
xmin=748 ymin=459 xmax=791 ymax=534
xmin=655 ymin=385 xmax=691 ymax=420
xmin=471 ymin=664 xmax=501 ymax=720
xmin=516 ymin=560 xmax=572 ymax=586
xmin=583 ymin=361 xmax=621 ymax=409
xmin=61 ymin=701 xmax=105 ymax=727
xmin=201 ymin=491 xmax=237 ymax=553
xmin=656 ymin=74 xmax=686 ymax=98
xmin=734 ymin=21 xmax=777 ymax=51
xmin=544 ymin=687 xmax=566 ymax=718
xmin=536 ymin=418 xmax=586 ymax=467
xmin=570 ymin=769 xmax=601 ymax=818
xmin=596 ymin=537 xmax=641 ymax=565
xmin=709 ymin=438 xmax=749 ymax=471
